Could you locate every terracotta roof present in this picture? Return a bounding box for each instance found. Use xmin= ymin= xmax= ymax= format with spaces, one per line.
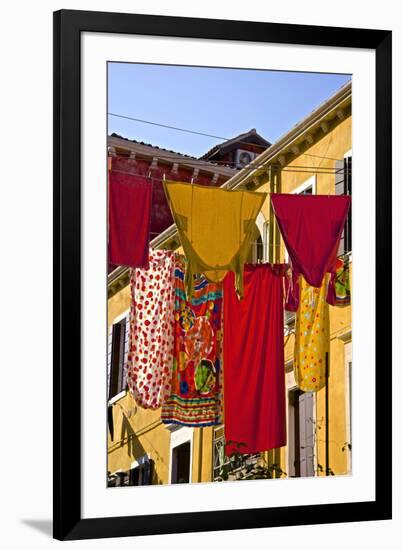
xmin=110 ymin=133 xmax=199 ymax=160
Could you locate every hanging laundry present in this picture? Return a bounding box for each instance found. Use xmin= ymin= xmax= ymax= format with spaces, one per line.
xmin=163 ymin=180 xmax=267 ymax=299
xmin=108 ymin=171 xmax=153 ymax=268
xmin=126 ymin=249 xmax=175 ymax=409
xmin=270 ymin=193 xmax=351 ymax=288
xmin=284 ymin=266 xmax=300 ymax=312
xmin=161 ymin=256 xmax=223 ymax=427
xmin=223 ymin=264 xmax=287 ymax=456
xmin=326 ymin=257 xmax=351 ymax=306
xmin=294 ymin=274 xmax=330 ymax=392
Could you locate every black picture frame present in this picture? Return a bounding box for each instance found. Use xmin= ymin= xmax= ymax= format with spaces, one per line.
xmin=53 ymin=9 xmax=392 ymax=541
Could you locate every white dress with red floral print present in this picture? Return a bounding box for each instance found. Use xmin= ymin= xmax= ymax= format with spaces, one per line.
xmin=126 ymin=249 xmax=175 ymax=409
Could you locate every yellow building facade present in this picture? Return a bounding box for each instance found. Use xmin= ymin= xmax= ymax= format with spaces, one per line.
xmin=107 ymin=82 xmax=352 ymax=486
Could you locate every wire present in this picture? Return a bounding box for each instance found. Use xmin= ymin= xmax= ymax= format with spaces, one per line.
xmin=109 ymin=152 xmax=347 ymax=172
xmin=108 ymin=113 xmax=345 ymax=163
xmin=109 ymin=167 xmax=345 ymax=184
xmin=109 ymin=113 xmax=269 ymax=150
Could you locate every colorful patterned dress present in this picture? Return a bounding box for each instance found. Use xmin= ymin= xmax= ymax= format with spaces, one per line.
xmin=294 ymin=274 xmax=330 ymax=392
xmin=161 ymin=256 xmax=223 ymax=426
xmin=327 ymin=257 xmax=351 ymax=307
xmin=126 ymin=249 xmax=175 ymax=409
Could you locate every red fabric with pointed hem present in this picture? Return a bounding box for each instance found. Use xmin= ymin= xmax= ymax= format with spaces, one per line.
xmin=108 ymin=171 xmax=153 ymax=268
xmin=270 ymin=193 xmax=351 ymax=288
xmin=223 ymin=264 xmax=287 ymax=456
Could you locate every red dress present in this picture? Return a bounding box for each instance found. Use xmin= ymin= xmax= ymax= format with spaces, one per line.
xmin=108 ymin=171 xmax=152 ymax=268
xmin=270 ymin=193 xmax=351 ymax=288
xmin=223 ymin=264 xmax=287 ymax=456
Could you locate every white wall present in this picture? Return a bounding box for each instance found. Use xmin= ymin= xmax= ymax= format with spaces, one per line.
xmin=0 ymin=0 xmax=400 ymax=548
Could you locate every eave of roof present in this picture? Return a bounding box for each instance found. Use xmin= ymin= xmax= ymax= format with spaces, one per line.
xmin=108 ymin=134 xmax=237 ymax=177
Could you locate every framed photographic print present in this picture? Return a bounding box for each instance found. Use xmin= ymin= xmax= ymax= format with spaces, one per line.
xmin=53 ymin=9 xmax=392 ymax=541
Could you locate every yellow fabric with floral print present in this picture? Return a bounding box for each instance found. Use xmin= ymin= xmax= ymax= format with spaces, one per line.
xmin=294 ymin=274 xmax=330 ymax=392
xmin=164 ymin=180 xmax=267 ymax=299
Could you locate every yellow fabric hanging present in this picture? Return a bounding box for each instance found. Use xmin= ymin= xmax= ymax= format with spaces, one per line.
xmin=164 ymin=180 xmax=267 ymax=299
xmin=294 ymin=274 xmax=330 ymax=392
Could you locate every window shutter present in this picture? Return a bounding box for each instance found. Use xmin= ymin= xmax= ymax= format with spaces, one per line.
xmin=344 ymin=156 xmax=352 ymax=253
xmin=121 ymin=315 xmax=130 ymax=391
xmin=107 ymin=325 xmax=113 ymax=398
xmin=298 ymin=393 xmax=307 ymax=477
xmin=107 ymin=405 xmax=114 ymax=441
xmin=109 ymin=322 xmax=122 ymax=399
xmin=335 ymin=159 xmax=346 ymax=255
xmin=298 ymin=392 xmax=315 ymax=477
xmin=335 ymin=156 xmax=352 ymax=255
xmin=304 ymin=392 xmax=315 ymax=477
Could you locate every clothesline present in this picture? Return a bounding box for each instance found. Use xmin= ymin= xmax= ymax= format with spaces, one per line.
xmin=108 ymin=150 xmax=349 ymax=170
xmin=108 ymin=113 xmax=345 ymax=163
xmin=108 ymin=173 xmax=352 ymax=453
xmin=109 ymin=168 xmax=348 ymax=183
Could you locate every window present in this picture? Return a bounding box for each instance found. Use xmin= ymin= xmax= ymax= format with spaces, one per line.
xmin=248 ymin=214 xmax=266 ymax=263
xmin=288 ymin=389 xmax=315 ymax=477
xmin=169 ymin=426 xmax=193 ymax=484
xmin=108 ymin=458 xmax=154 ymax=487
xmin=171 ymin=442 xmax=191 ymax=484
xmin=129 ymin=459 xmax=154 ymax=486
xmin=212 ymin=426 xmax=259 ymax=481
xmin=249 ymin=234 xmax=264 ymax=263
xmin=292 ymin=175 xmax=316 ymax=196
xmin=283 ymin=176 xmax=316 ymax=265
xmin=335 ymin=154 xmax=352 ymax=255
xmin=108 ymin=314 xmax=129 ymax=400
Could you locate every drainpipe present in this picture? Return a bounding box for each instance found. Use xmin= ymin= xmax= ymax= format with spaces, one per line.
xmin=198 ymin=427 xmax=203 ymax=482
xmin=325 ymin=352 xmax=330 ymax=475
xmin=268 ymin=165 xmax=275 ymax=264
xmin=275 ymin=167 xmax=282 ymax=263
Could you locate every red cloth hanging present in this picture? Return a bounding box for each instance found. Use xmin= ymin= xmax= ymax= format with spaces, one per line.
xmin=270 ymin=193 xmax=351 ymax=288
xmin=108 ymin=171 xmax=152 ymax=268
xmin=223 ymin=264 xmax=287 ymax=456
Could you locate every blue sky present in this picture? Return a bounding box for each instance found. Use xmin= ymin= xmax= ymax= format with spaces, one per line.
xmin=108 ymin=63 xmax=350 ymax=158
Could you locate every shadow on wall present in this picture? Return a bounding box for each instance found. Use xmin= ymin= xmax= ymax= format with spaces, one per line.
xmin=120 ymin=412 xmax=147 ymax=461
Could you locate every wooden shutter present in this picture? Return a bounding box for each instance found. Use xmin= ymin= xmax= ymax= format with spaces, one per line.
xmin=107 ymin=325 xmax=113 ymax=398
xmin=335 ymin=159 xmax=346 ymax=255
xmin=335 ymin=156 xmax=352 ymax=255
xmin=344 ymin=156 xmax=352 ymax=253
xmin=107 ymin=405 xmax=114 ymax=441
xmin=120 ymin=315 xmax=130 ymax=392
xmin=109 ymin=322 xmax=123 ymax=399
xmin=109 ymin=315 xmax=129 ymax=399
xmin=298 ymin=392 xmax=315 ymax=477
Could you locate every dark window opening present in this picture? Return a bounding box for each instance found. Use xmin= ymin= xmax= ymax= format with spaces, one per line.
xmin=129 ymin=460 xmax=154 ymax=486
xmin=108 ymin=317 xmax=128 ymax=400
xmin=108 ymin=459 xmax=154 ymax=488
xmin=171 ymin=442 xmax=191 ymax=484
